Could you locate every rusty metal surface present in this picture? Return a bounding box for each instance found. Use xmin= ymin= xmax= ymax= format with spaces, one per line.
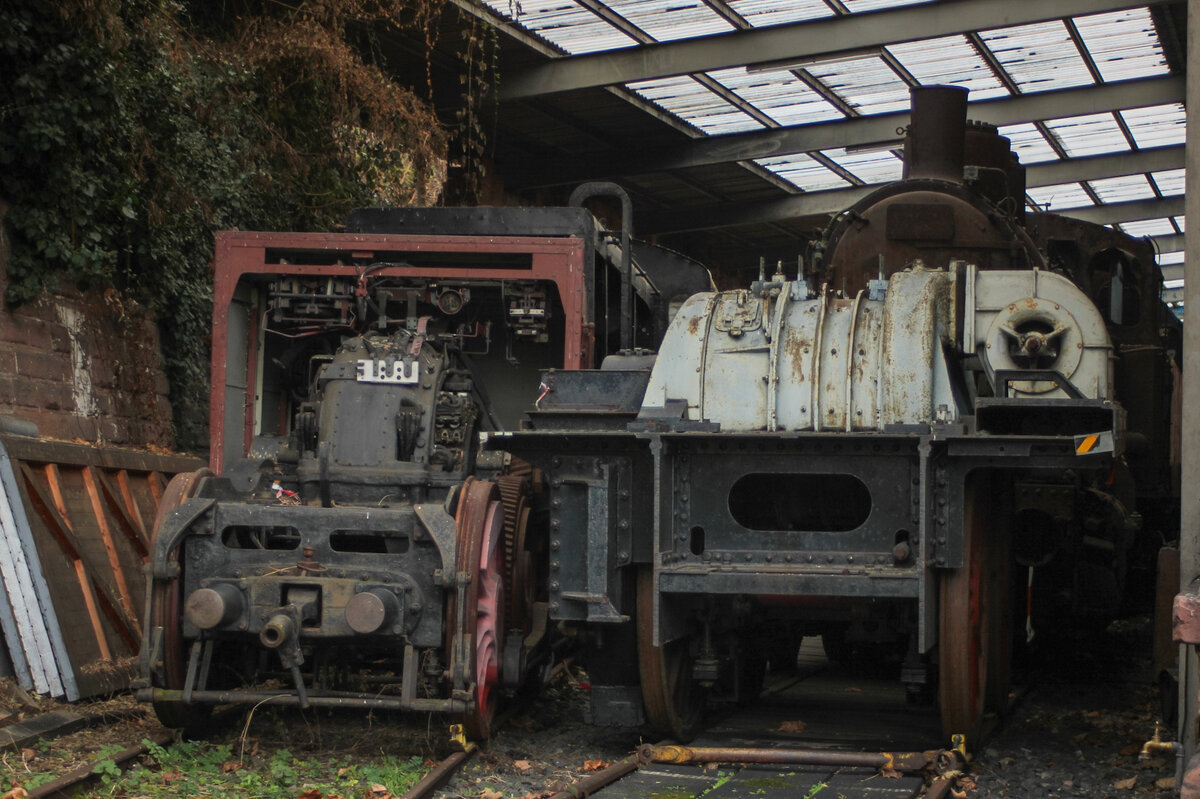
xmin=0 ymin=433 xmax=202 ymax=699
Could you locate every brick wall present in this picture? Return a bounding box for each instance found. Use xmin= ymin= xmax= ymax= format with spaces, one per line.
xmin=0 ymin=201 xmax=176 ymax=449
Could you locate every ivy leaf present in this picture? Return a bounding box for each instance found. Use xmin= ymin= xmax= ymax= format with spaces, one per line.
xmin=120 ymin=203 xmax=136 ymax=219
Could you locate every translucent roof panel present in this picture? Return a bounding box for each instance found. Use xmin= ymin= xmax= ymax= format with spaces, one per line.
xmin=604 ymin=0 xmax=735 ymax=42
xmin=842 ymin=0 xmax=934 ymax=12
xmin=1043 ymin=113 xmax=1130 ymax=158
xmin=979 ymin=21 xmax=1093 ymax=93
xmin=1120 ymin=104 xmax=1187 ymax=149
xmin=755 ymin=153 xmax=850 ymax=192
xmin=1119 ymin=218 xmax=1176 ymax=238
xmin=886 ymin=36 xmax=1009 ymax=100
xmin=1087 ymin=174 xmax=1154 ymax=205
xmin=820 ymin=148 xmax=904 ymax=185
xmin=707 ymin=67 xmax=844 ymax=127
xmin=1073 ymin=7 xmax=1169 ymax=82
xmin=1160 ymin=251 xmax=1185 ymax=265
xmin=998 ymin=123 xmax=1059 ymax=164
xmin=1174 ymin=216 xmax=1186 ymax=232
xmin=1148 ymin=169 xmax=1185 ymax=197
xmin=802 ymin=54 xmax=912 ymax=115
xmin=726 ymin=0 xmax=832 ymax=28
xmin=625 ymin=75 xmax=764 ymax=135
xmin=482 ymin=0 xmax=639 ymax=52
xmin=1027 ymin=183 xmax=1092 ymax=212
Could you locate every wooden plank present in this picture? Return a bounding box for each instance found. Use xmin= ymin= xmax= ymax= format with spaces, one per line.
xmin=0 ymin=443 xmax=69 ymax=698
xmin=80 ymin=467 xmax=138 ymax=623
xmin=114 ymin=470 xmax=146 ymax=538
xmin=0 ymin=436 xmax=202 ymax=475
xmin=0 ymin=711 xmax=87 ymax=749
xmin=94 ymin=468 xmax=149 ymax=559
xmin=41 ymin=465 xmax=112 ymax=661
xmin=31 ymin=464 xmax=136 ymax=652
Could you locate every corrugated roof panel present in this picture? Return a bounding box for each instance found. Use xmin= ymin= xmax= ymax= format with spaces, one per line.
xmin=1174 ymin=216 xmax=1186 ymax=232
xmin=626 ymin=75 xmax=764 ymax=134
xmin=1120 ymin=103 xmax=1187 ymax=149
xmin=820 ymin=148 xmax=904 ymax=184
xmin=1043 ymin=112 xmax=1130 ymax=158
xmin=755 ymin=153 xmax=850 ymax=192
xmin=1151 ymin=169 xmax=1186 ymax=196
xmin=998 ymin=123 xmax=1059 ymax=164
xmin=1119 ymin=218 xmax=1176 ymax=237
xmin=484 ymin=0 xmax=639 ymax=52
xmin=1160 ymin=251 xmax=1185 ymax=265
xmin=842 ymin=0 xmax=933 ymax=11
xmin=604 ymin=0 xmax=735 ymax=41
xmin=727 ymin=0 xmax=832 ymax=27
xmin=708 ymin=67 xmax=844 ymax=127
xmin=804 ymin=54 xmax=912 ymax=115
xmin=1074 ymin=7 xmax=1169 ymax=83
xmin=1027 ymin=182 xmax=1092 ymax=211
xmin=1087 ymin=174 xmax=1154 ymax=204
xmin=886 ymin=36 xmax=1009 ymax=100
xmin=979 ymin=21 xmax=1093 ymax=93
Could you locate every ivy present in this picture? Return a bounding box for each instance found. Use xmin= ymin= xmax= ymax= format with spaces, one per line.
xmin=0 ymin=0 xmax=451 ymax=450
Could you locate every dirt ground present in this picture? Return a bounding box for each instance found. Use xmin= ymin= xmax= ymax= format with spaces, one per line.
xmin=0 ymin=614 xmax=1181 ymax=799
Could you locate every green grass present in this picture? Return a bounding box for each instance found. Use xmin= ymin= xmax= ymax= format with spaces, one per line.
xmin=9 ymin=738 xmax=431 ymax=799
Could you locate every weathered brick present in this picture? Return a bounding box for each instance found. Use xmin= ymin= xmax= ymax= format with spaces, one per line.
xmin=15 ymin=350 xmax=72 ymax=383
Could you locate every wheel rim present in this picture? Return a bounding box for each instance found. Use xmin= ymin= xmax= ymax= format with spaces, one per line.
xmin=148 ymin=469 xmax=212 ymax=729
xmin=636 ymin=569 xmax=702 ymax=741
xmin=939 ymin=475 xmax=1004 ymax=740
xmin=449 ymin=478 xmax=505 ymax=740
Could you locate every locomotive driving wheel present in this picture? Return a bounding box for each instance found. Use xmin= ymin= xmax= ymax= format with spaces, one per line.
xmin=636 ymin=568 xmax=703 ymax=741
xmin=447 ymin=478 xmax=506 ymax=740
xmin=147 ymin=469 xmax=212 ymax=732
xmin=939 ymin=474 xmax=1011 ymax=740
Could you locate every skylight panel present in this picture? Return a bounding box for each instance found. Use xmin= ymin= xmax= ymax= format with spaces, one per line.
xmin=1043 ymin=113 xmax=1130 ymax=158
xmin=627 ymin=75 xmax=764 ymax=135
xmin=1087 ymin=174 xmax=1154 ymax=205
xmin=1120 ymin=104 xmax=1187 ymax=149
xmin=1074 ymin=7 xmax=1169 ymax=82
xmin=604 ymin=0 xmax=735 ymax=42
xmin=1027 ymin=183 xmax=1092 ymax=212
xmin=1174 ymin=216 xmax=1185 ymax=232
xmin=803 ymin=55 xmax=911 ymax=115
xmin=1151 ymin=169 xmax=1186 ymax=196
xmin=820 ymin=148 xmax=904 ymax=185
xmin=1160 ymin=251 xmax=1185 ymax=265
xmin=886 ymin=37 xmax=1008 ymax=100
xmin=707 ymin=68 xmax=844 ymax=127
xmin=727 ymin=0 xmax=833 ymax=27
xmin=842 ymin=0 xmax=934 ymax=11
xmin=979 ymin=21 xmax=1093 ymax=93
xmin=487 ymin=0 xmax=640 ymax=52
xmin=755 ymin=154 xmax=851 ymax=192
xmin=998 ymin=123 xmax=1058 ymax=164
xmin=1119 ymin=218 xmax=1176 ymax=238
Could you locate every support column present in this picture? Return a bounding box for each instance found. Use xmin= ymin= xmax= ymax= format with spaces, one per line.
xmin=1178 ymin=1 xmax=1200 ymax=794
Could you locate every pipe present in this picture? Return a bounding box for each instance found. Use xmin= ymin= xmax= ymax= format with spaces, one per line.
xmin=260 ymin=614 xmax=296 ymax=649
xmin=639 ymin=744 xmax=938 ymax=773
xmin=569 ymin=182 xmax=634 ymax=353
xmin=903 ymin=85 xmax=968 ymax=182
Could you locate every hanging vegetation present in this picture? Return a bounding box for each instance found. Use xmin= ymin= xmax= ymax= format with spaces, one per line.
xmin=0 ymin=0 xmax=454 ymax=449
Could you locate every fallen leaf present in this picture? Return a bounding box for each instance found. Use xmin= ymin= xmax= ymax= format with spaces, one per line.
xmin=1113 ymin=777 xmax=1136 ymax=790
xmin=1157 ymin=777 xmax=1177 ymax=790
xmin=1 ymin=787 xmax=29 ymax=799
xmin=582 ymin=760 xmax=608 ymax=772
xmin=777 ymin=720 xmax=807 ymax=733
xmin=481 ymin=789 xmax=504 ymax=799
xmin=19 ymin=749 xmax=34 ymax=763
xmin=297 ymin=790 xmax=322 ymax=799
xmin=1119 ymin=743 xmax=1141 ymax=756
xmin=513 ymin=760 xmax=534 ymax=773
xmin=367 ymin=785 xmax=393 ymax=799
xmin=881 ymin=766 xmax=901 ymax=779
xmin=221 ymin=761 xmax=245 ymax=773
xmin=160 ymin=770 xmax=181 ymax=785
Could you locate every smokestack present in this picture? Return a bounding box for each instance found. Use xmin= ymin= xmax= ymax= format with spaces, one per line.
xmin=903 ymin=85 xmax=968 ymax=182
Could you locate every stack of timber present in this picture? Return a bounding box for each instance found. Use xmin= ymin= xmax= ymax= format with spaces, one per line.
xmin=0 ymin=431 xmax=201 ymax=699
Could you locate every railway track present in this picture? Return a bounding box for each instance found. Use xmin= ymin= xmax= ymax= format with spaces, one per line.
xmin=520 ymin=639 xmax=983 ymax=799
